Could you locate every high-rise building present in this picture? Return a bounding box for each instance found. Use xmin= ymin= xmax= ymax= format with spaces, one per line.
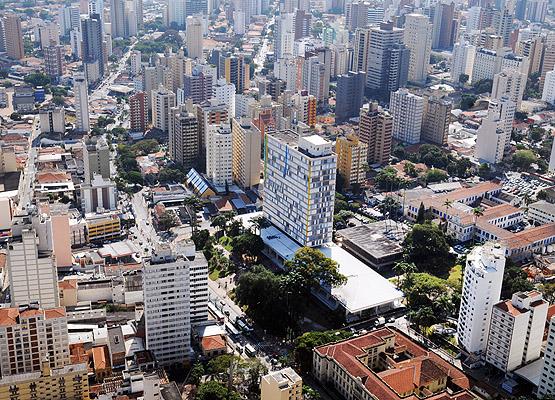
xmin=492 ymin=70 xmax=526 ymax=109
xmin=475 ymin=97 xmax=515 ymax=164
xmin=186 ymin=15 xmax=203 ymax=59
xmin=212 ymin=78 xmax=236 ymax=118
xmin=260 ymin=368 xmax=303 ymax=400
xmin=335 ymin=71 xmax=366 ymax=123
xmin=3 ymin=14 xmax=24 ymax=60
xmin=403 ymin=14 xmax=432 ymax=83
xmin=264 ymin=132 xmax=336 ymax=247
xmin=231 ymin=117 xmax=261 ymax=189
xmin=152 ymin=85 xmax=177 ymax=133
xmin=390 ymin=88 xmax=424 ymax=145
xmin=0 ymin=305 xmax=70 ymax=376
xmin=493 ymin=8 xmax=513 ymax=47
xmin=293 ymin=9 xmax=311 ymax=40
xmin=81 ymin=13 xmax=105 ymax=80
xmin=451 ymin=40 xmax=476 ymax=83
xmin=130 ymin=50 xmax=142 ymax=76
xmin=274 ymin=13 xmax=295 ymax=59
xmin=346 ymin=1 xmax=369 ymax=30
xmin=292 ymin=90 xmax=317 ymax=127
xmin=129 ymin=91 xmax=148 ymax=133
xmin=538 ymin=316 xmax=555 ymax=397
xmin=83 ymin=136 xmax=111 ymax=183
xmin=196 ymin=99 xmax=229 ymax=164
xmin=221 ymin=54 xmax=251 ymax=94
xmin=73 ymin=72 xmax=90 ymax=133
xmin=184 ymin=72 xmax=213 ymax=104
xmin=358 ymin=102 xmax=393 ymax=165
xmin=466 ymin=6 xmax=482 ymax=31
xmin=525 ymin=0 xmax=548 ymax=22
xmin=186 ymin=0 xmax=208 ymax=17
xmin=542 ymin=68 xmax=555 ymax=105
xmin=421 ymin=95 xmax=452 ymax=146
xmin=472 ymin=48 xmax=527 ymax=84
xmin=431 ymin=1 xmax=457 ymax=50
xmin=58 ymin=5 xmax=80 ymax=35
xmin=458 ymin=242 xmax=506 ymax=355
xmin=353 ymin=28 xmax=371 ymax=74
xmin=39 ymin=107 xmax=65 ymax=134
xmin=44 ymin=45 xmax=65 ymax=80
xmin=168 ymin=0 xmax=186 ymax=28
xmin=335 ymin=133 xmax=367 ymax=190
xmin=486 ymin=291 xmax=548 ymax=372
xmin=233 ymin=11 xmax=246 ymax=34
xmin=366 ymin=22 xmax=410 ymax=98
xmin=7 ymin=230 xmax=59 ymax=309
xmin=206 ymin=124 xmax=233 ymax=187
xmin=38 ymin=23 xmax=60 ymax=49
xmin=169 ymin=105 xmax=200 ymax=170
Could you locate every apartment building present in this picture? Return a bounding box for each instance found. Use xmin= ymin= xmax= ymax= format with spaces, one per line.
xmin=335 ymin=133 xmax=367 ymax=190
xmin=169 ymin=105 xmax=199 ymax=170
xmin=390 ymin=88 xmax=424 ymax=145
xmin=261 ymin=368 xmax=302 ymax=400
xmin=358 ymin=102 xmax=393 ymax=165
xmin=421 ymin=95 xmax=452 ymax=146
xmin=206 ymin=124 xmax=233 ymax=187
xmin=231 ymin=117 xmax=261 ymax=189
xmin=151 ymin=85 xmax=176 ymax=134
xmin=486 ymin=291 xmax=548 ymax=372
xmin=538 ymin=316 xmax=555 ymax=397
xmin=129 ymin=91 xmax=148 ymax=133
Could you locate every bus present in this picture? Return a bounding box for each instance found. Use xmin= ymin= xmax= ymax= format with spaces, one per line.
xmin=244 ymin=344 xmax=257 ymax=357
xmin=235 ymin=318 xmax=254 ymax=334
xmin=225 ymin=322 xmax=240 ymax=336
xmin=208 ymin=303 xmax=225 ymax=324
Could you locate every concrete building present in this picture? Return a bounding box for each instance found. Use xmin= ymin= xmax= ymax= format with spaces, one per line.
xmin=143 ymin=249 xmax=207 ymax=364
xmin=335 ymin=71 xmax=366 ymax=123
xmin=110 ymin=0 xmax=126 ymax=38
xmin=486 ymin=291 xmax=548 ymax=372
xmin=231 ymin=117 xmax=261 ymax=189
xmin=264 ymin=131 xmax=336 ymax=247
xmin=472 ymin=48 xmax=527 ymax=84
xmin=73 ymin=73 xmax=90 ymax=133
xmin=206 ymin=124 xmax=233 ymax=187
xmin=129 ymin=91 xmax=148 ymax=133
xmin=83 ymin=136 xmax=111 ymax=183
xmin=475 ymin=97 xmax=515 ymax=164
xmin=7 ymin=229 xmax=59 ymax=309
xmin=359 ymin=102 xmax=392 ymax=165
xmin=421 ymin=95 xmax=452 ymax=146
xmin=451 ymin=40 xmax=476 ymax=83
xmin=261 ymin=368 xmax=302 ymax=400
xmin=346 ymin=1 xmax=369 ymax=30
xmin=39 ymin=107 xmax=65 ymax=135
xmin=492 ymin=70 xmax=526 ymax=109
xmin=220 ymin=54 xmax=250 ymax=94
xmin=431 ymin=1 xmax=456 ymax=50
xmin=152 ymin=85 xmax=176 ymax=133
xmin=0 ymin=306 xmax=70 ymax=376
xmin=390 ymin=88 xmax=424 ymax=145
xmin=542 ymin=68 xmax=555 ymax=105
xmin=44 ymin=45 xmax=65 ymax=80
xmin=538 ymin=316 xmax=555 ymax=397
xmin=130 ymin=50 xmax=142 ymax=76
xmin=81 ymin=13 xmax=105 ymax=81
xmin=186 ymin=15 xmax=203 ymax=60
xmin=196 ymin=99 xmax=229 ymax=162
xmin=353 ymin=28 xmax=371 ymax=74
xmin=335 ymin=133 xmax=367 ymax=191
xmin=366 ymin=22 xmax=409 ymax=98
xmin=184 ymin=72 xmax=213 ymax=104
xmin=528 ymin=201 xmax=555 ymax=225
xmin=458 ymin=242 xmax=506 ymax=355
xmin=274 ymin=13 xmax=295 ymax=59
xmin=81 ymin=174 xmax=117 ymax=213
xmin=169 ymin=105 xmax=200 ymax=170
xmin=403 ymin=13 xmax=432 ymax=83
xmin=168 ymin=0 xmax=186 ymax=28
xmin=292 ymin=90 xmax=317 ymax=127
xmin=3 ymin=14 xmax=24 ymax=60
xmin=11 ymin=85 xmax=34 ymax=112
xmin=212 ymin=78 xmax=236 ymax=119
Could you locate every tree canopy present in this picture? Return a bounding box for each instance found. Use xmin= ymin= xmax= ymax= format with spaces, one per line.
xmin=403 ymin=223 xmax=454 ymax=274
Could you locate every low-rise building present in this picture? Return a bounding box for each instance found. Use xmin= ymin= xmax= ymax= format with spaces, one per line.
xmin=85 ymin=212 xmax=121 ymax=242
xmin=529 ymin=200 xmax=555 ymax=225
xmin=261 ymin=367 xmax=302 ymax=400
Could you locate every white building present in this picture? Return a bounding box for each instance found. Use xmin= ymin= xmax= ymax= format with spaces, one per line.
xmin=274 ymin=55 xmax=299 ymax=92
xmin=233 ymin=10 xmax=246 ymax=35
xmin=390 ymin=88 xmax=424 ymax=144
xmin=206 ymin=124 xmax=233 ymax=187
xmin=492 ymin=70 xmax=526 ymax=110
xmin=542 ymin=68 xmax=555 ymax=104
xmin=130 ymin=50 xmax=142 ymax=76
xmin=81 ymin=174 xmax=118 ymax=213
xmin=458 ymin=242 xmax=506 ymax=355
xmin=538 ymin=316 xmax=555 ymax=397
xmin=274 ymin=13 xmax=295 ymax=59
xmin=466 ymin=6 xmax=482 ymax=31
xmin=39 ymin=107 xmax=65 ymax=134
xmin=475 ymin=97 xmax=516 ymax=164
xmin=472 ymin=48 xmax=528 ymax=83
xmin=186 ymin=15 xmax=203 ymax=60
xmin=212 ymin=78 xmax=236 ymax=118
xmin=73 ymin=72 xmax=90 ymax=132
xmin=451 ymin=41 xmax=476 ymax=83
xmin=264 ymin=131 xmax=336 ymax=247
xmin=151 ymin=85 xmax=176 ymax=133
xmin=528 ymin=201 xmax=555 ymax=225
xmin=403 ymin=13 xmax=432 ymax=84
xmin=260 ymin=367 xmax=303 ymax=400
xmin=7 ymin=229 xmax=59 ymax=308
xmin=486 ymin=291 xmax=548 ymax=372
xmin=550 ymin=139 xmax=555 ymax=172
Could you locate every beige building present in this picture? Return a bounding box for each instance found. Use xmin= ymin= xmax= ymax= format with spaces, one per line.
xmin=3 ymin=14 xmax=24 ymax=60
xmin=261 ymin=367 xmax=302 ymax=400
xmin=0 ymin=306 xmax=70 ymax=376
xmin=169 ymin=105 xmax=199 ymax=170
xmin=85 ymin=211 xmax=121 ymax=242
xmin=358 ymin=102 xmax=393 ymax=165
xmin=0 ymin=360 xmax=89 ymax=400
xmin=50 ymin=207 xmax=73 ymax=268
xmin=231 ymin=117 xmax=261 ymax=189
xmin=335 ymin=133 xmax=367 ymax=190
xmin=152 ymin=85 xmax=176 ymax=133
xmin=421 ymin=95 xmax=452 ymax=146
xmin=0 ymin=146 xmax=17 ymax=175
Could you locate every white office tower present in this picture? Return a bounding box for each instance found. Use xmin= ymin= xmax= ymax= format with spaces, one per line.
xmin=212 ymin=78 xmax=236 ymax=118
xmin=458 ymin=242 xmax=505 ymax=356
xmin=466 ymin=6 xmax=482 ymax=31
xmin=274 ymin=13 xmax=295 ymax=59
xmin=206 ymin=124 xmax=233 ymax=187
xmin=73 ymin=72 xmax=90 ymax=132
xmin=168 ymin=0 xmax=186 ymax=28
xmin=143 ymin=248 xmax=192 ymax=365
xmin=274 ymin=55 xmax=299 ymax=91
xmin=451 ymin=41 xmax=476 ymax=83
xmin=492 ymin=70 xmax=526 ymax=110
xmin=233 ymin=10 xmax=246 ymax=35
xmin=486 ymin=291 xmax=548 ymax=373
xmin=538 ymin=316 xmax=555 ymax=397
xmin=390 ymin=88 xmax=424 ymax=144
xmin=475 ymin=97 xmax=515 ymax=164
xmin=186 ymin=15 xmax=203 ymax=60
xmin=264 ymin=132 xmax=336 ymax=247
xmin=403 ymin=14 xmax=432 ymax=84
xmin=542 ymin=68 xmax=555 ymax=104
xmin=130 ymin=50 xmax=142 ymax=76
xmin=7 ymin=229 xmax=59 ymax=308
xmin=152 ymin=85 xmax=176 ymax=133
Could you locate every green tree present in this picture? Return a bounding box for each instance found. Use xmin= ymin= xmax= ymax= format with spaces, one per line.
xmin=130 ymin=139 xmax=159 ymax=155
xmin=294 ymin=330 xmax=353 ymax=373
xmin=416 ymin=202 xmax=426 ymax=224
xmin=249 ymin=215 xmax=270 ymax=234
xmin=501 ymin=258 xmax=534 ymax=299
xmin=472 ymin=78 xmax=493 ymax=94
xmin=478 ymin=163 xmax=492 ymax=179
xmin=191 ymin=229 xmax=210 ymax=250
xmin=378 ymin=197 xmax=402 ymax=220
xmin=403 ymin=161 xmax=419 ymax=178
xmin=126 ymin=171 xmax=144 ymax=185
xmin=196 ymin=381 xmax=240 ymax=400
xmin=10 ymin=112 xmax=21 ymax=121
xmin=392 ymin=261 xmax=417 ymax=288
xmin=425 ymin=168 xmax=448 ymax=183
xmin=188 ymin=362 xmax=205 ymax=385
xmin=158 ymin=210 xmax=179 ymax=231
xmin=158 ymin=167 xmax=185 ymax=183
xmin=375 ymin=166 xmax=405 ymax=190
xmin=458 ymin=73 xmax=469 ymax=85
xmin=403 ymin=223 xmax=453 ymax=274
xmin=52 ymin=95 xmax=65 ymax=106
xmin=231 ymin=231 xmax=264 ymax=263
xmin=24 ymin=72 xmax=50 ymax=87
xmin=512 ymin=149 xmax=538 ymax=171
xmin=459 ymin=94 xmax=477 ymax=110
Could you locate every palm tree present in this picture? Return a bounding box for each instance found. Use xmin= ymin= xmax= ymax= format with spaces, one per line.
xmin=210 ymin=215 xmax=228 ymax=235
xmin=442 ymin=199 xmax=453 ymax=232
xmin=249 ymin=215 xmax=270 ymax=234
xmin=471 ymin=207 xmax=484 ymax=244
xmin=393 ymin=261 xmax=417 ymax=288
xmin=183 ymin=196 xmax=202 ymax=234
